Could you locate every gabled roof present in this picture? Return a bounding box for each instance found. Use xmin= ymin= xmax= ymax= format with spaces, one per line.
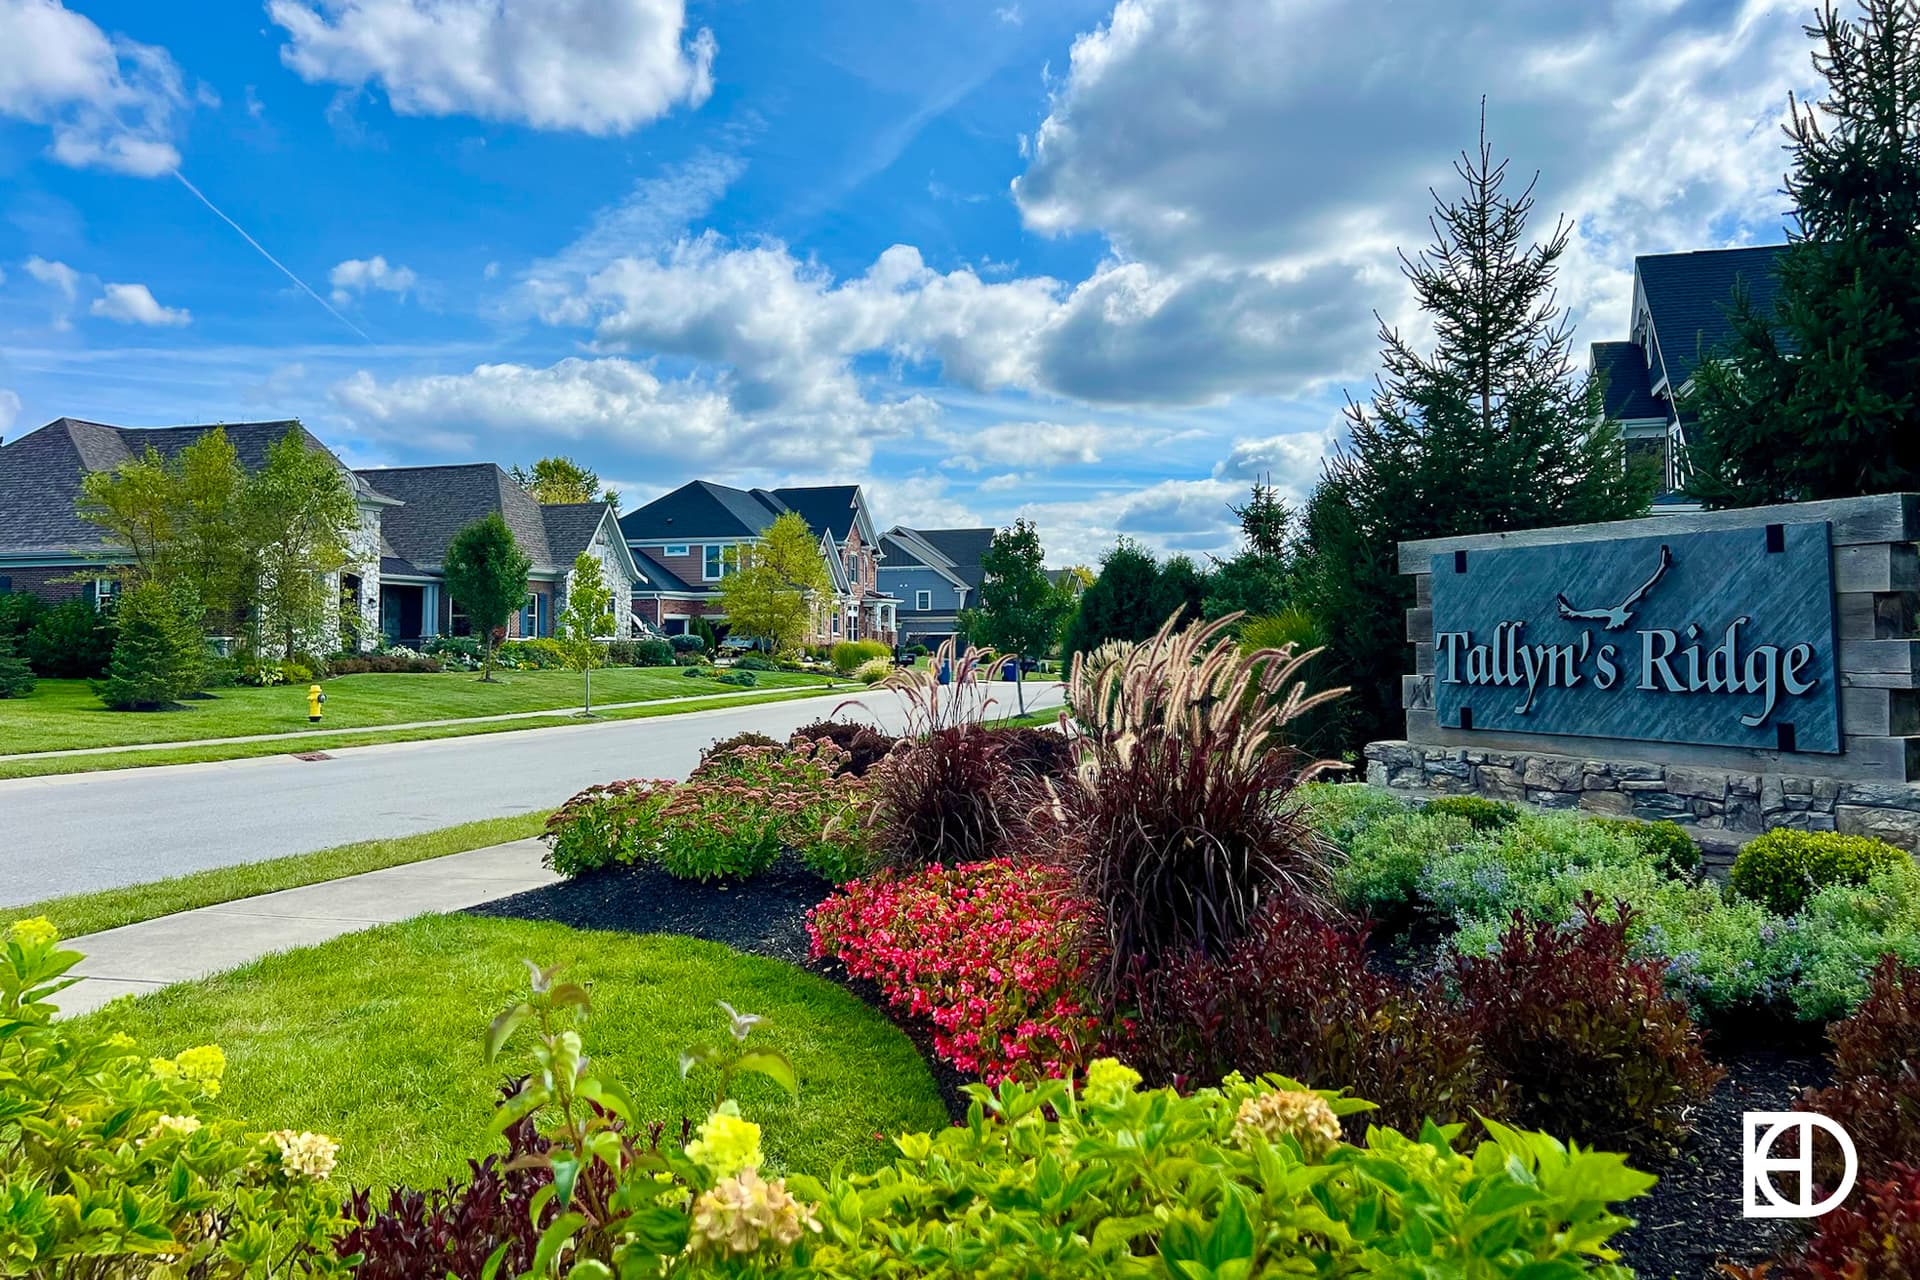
xmin=1634 ymin=245 xmax=1790 ymax=391
xmin=0 ymin=418 xmax=346 ymax=558
xmin=908 ymin=527 xmax=994 ymax=587
xmin=1589 ymin=341 xmax=1665 ymax=421
xmin=878 ymin=531 xmax=931 ymax=568
xmin=357 ymin=463 xmax=563 ymax=573
xmin=619 ymin=479 xmax=877 ymax=546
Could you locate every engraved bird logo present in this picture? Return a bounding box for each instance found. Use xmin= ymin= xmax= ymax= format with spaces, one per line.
xmin=1555 ymin=544 xmax=1674 ymax=630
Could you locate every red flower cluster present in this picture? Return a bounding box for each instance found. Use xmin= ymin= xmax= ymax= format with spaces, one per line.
xmin=808 ymin=860 xmax=1101 ymax=1083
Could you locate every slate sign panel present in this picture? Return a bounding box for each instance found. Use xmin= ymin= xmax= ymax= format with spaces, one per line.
xmin=1430 ymin=522 xmax=1841 ymax=753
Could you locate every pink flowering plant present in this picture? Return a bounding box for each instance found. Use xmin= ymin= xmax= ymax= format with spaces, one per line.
xmin=660 ymin=740 xmax=875 ymax=883
xmin=808 ymin=859 xmax=1103 ymax=1082
xmin=542 ymin=779 xmax=676 ymax=876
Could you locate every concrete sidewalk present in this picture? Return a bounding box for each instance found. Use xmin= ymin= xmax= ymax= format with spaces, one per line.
xmin=4 ymin=683 xmax=841 ymax=762
xmin=55 ymin=838 xmax=559 ymax=1018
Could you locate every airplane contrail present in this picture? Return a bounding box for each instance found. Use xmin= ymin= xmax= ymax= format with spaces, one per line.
xmin=171 ymin=169 xmax=374 ymax=344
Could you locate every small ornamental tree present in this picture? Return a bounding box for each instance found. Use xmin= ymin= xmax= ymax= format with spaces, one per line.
xmin=244 ymin=429 xmax=359 ymax=660
xmin=443 ymin=513 xmax=532 ymax=682
xmin=555 ymin=551 xmax=614 ymax=714
xmin=971 ymin=519 xmax=1071 ymax=714
xmin=0 ymin=630 xmax=35 ymax=698
xmin=718 ymin=511 xmax=829 ymax=654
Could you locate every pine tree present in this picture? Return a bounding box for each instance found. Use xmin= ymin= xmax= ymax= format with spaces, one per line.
xmin=0 ymin=631 xmax=35 ymax=699
xmin=1684 ymin=0 xmax=1920 ymax=503
xmin=95 ymin=583 xmax=188 ymax=711
xmin=1062 ymin=540 xmax=1165 ymax=658
xmin=1300 ymin=112 xmax=1651 ymax=750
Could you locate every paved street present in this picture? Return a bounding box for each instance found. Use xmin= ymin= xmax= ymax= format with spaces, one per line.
xmin=3 ymin=679 xmax=1063 ymax=903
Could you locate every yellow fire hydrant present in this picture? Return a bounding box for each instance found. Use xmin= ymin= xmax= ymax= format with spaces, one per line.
xmin=306 ymin=683 xmax=326 ymax=723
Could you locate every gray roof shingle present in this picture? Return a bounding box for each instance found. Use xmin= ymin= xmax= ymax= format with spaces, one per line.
xmin=909 ymin=528 xmax=994 ymax=588
xmin=354 ymin=463 xmax=567 ymax=574
xmin=1589 ymin=341 xmax=1665 ymax=421
xmin=0 ymin=418 xmax=337 ymax=557
xmin=1636 ymin=245 xmax=1790 ymax=390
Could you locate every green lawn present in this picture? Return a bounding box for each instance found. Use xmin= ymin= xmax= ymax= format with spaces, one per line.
xmin=81 ymin=916 xmax=947 ymax=1190
xmin=0 ymin=666 xmax=836 ymax=756
xmin=3 ymin=813 xmax=552 ymax=932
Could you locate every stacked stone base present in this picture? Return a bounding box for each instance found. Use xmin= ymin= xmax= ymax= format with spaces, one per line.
xmin=1364 ymin=740 xmax=1920 ymax=858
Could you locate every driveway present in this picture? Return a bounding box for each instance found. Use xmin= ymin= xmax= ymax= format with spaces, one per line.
xmin=2 ymin=680 xmax=1064 ymax=902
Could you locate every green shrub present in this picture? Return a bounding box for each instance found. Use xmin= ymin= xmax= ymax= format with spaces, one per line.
xmin=657 ymin=740 xmax=866 ymax=881
xmin=93 ymin=581 xmax=199 ymax=710
xmin=669 ymin=633 xmax=707 ymax=654
xmin=602 ymin=638 xmax=638 ymax=666
xmin=24 ymin=598 xmax=114 ymax=677
xmin=0 ymin=590 xmax=46 ymax=643
xmin=1419 ymin=811 xmax=1654 ymax=926
xmin=1332 ymin=811 xmax=1474 ymax=920
xmin=675 ymin=651 xmax=709 ymax=668
xmin=854 ymin=655 xmax=892 ymax=685
xmin=497 ymin=637 xmax=566 ymax=669
xmin=1423 ymin=794 xmax=1521 ymax=831
xmin=0 ymin=631 xmax=35 ymax=698
xmin=0 ymin=918 xmax=351 ymax=1276
xmin=831 ymin=638 xmax=889 ymax=674
xmin=542 ymin=778 xmax=673 ymax=875
xmin=1732 ymin=827 xmax=1915 ymax=916
xmin=715 ymin=669 xmax=756 ymax=687
xmin=1773 ymin=862 xmax=1920 ymax=1021
xmin=1297 ymin=782 xmax=1408 ymax=845
xmin=732 ymin=653 xmax=778 ymax=671
xmin=628 ymin=637 xmax=674 ymax=666
xmin=1613 ymin=817 xmax=1700 ymax=876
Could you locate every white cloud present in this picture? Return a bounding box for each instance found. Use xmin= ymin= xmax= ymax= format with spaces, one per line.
xmin=269 ymin=0 xmax=715 ymax=135
xmin=328 ymin=254 xmax=417 ymax=304
xmin=90 ymin=282 xmax=191 ymax=326
xmin=23 ymin=255 xmax=78 ymax=301
xmin=1014 ymin=477 xmax=1244 ymax=564
xmin=864 ymin=473 xmax=981 ymax=534
xmin=0 ymin=0 xmax=189 ymax=176
xmin=330 ymin=355 xmax=931 ymax=477
xmin=1212 ymin=425 xmax=1342 ymax=493
xmin=0 ymin=388 xmax=20 ymax=435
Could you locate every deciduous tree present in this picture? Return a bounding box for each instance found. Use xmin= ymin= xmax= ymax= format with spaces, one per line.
xmin=512 ymin=456 xmax=620 ymax=507
xmin=555 ymin=551 xmax=614 ymax=713
xmin=718 ymin=512 xmax=829 ymax=653
xmin=971 ymin=519 xmax=1071 ymax=713
xmin=244 ymin=430 xmax=360 ymax=660
xmin=444 ymin=513 xmax=532 ymax=682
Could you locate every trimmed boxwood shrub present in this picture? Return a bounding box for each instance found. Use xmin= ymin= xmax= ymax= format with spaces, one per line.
xmin=1731 ymin=828 xmax=1914 ymax=916
xmin=668 ymin=633 xmax=706 ymax=654
xmin=715 ymin=669 xmax=756 ymax=687
xmin=732 ymin=653 xmax=778 ymax=671
xmin=629 ymin=638 xmax=674 ymax=666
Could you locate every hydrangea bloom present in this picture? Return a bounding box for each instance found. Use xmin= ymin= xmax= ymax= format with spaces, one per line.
xmin=1233 ymin=1089 xmax=1343 ymax=1159
xmin=267 ymin=1130 xmax=340 ymax=1180
xmin=688 ymin=1166 xmax=819 ymax=1255
xmin=687 ymin=1101 xmax=763 ymax=1180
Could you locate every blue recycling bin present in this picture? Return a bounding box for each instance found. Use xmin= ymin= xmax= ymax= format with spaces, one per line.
xmin=938 ymin=659 xmax=952 ymax=685
xmin=1002 ymin=658 xmax=1019 ymax=681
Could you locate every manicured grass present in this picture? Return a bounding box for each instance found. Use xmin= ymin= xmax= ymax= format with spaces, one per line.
xmin=81 ymin=915 xmax=948 ymax=1190
xmin=991 ymin=706 xmax=1068 ymax=730
xmin=2 ymin=813 xmax=552 ymax=934
xmin=0 ymin=686 xmax=840 ymax=781
xmin=0 ymin=667 xmax=836 ymax=756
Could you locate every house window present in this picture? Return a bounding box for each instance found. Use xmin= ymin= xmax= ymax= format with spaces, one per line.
xmin=665 ymin=544 xmax=689 ymax=556
xmin=831 ymin=613 xmax=841 ymax=636
xmin=522 ymin=591 xmax=549 ymax=638
xmin=915 ymin=589 xmax=932 ymax=611
xmin=92 ymin=578 xmax=121 ymax=611
xmin=703 ymin=545 xmax=730 ymax=580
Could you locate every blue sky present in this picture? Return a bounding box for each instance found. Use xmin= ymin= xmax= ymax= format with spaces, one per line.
xmin=0 ymin=0 xmax=1810 ymax=562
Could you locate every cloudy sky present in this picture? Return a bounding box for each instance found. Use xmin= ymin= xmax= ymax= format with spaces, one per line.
xmin=0 ymin=0 xmax=1814 ymax=562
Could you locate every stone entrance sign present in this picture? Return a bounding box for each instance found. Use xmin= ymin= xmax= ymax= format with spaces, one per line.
xmin=1430 ymin=523 xmax=1840 ymax=753
xmin=1367 ymin=493 xmax=1920 ymax=855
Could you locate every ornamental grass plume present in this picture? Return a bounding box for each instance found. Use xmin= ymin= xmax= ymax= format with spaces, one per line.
xmin=1054 ymin=611 xmax=1347 ymax=995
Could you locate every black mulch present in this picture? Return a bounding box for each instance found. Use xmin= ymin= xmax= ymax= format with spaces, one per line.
xmin=465 ymin=854 xmax=975 ymax=1120
xmin=474 ymin=865 xmax=1834 ymax=1278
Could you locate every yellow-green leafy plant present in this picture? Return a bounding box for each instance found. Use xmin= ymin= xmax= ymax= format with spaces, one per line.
xmin=1731 ymin=827 xmax=1916 ymax=916
xmin=0 ymin=919 xmax=351 ymax=1278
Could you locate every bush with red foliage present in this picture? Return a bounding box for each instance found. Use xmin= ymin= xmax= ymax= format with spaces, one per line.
xmin=867 ymin=724 xmax=1021 ymax=868
xmin=808 ymin=859 xmax=1101 ymax=1082
xmin=789 ymin=719 xmax=899 ymax=777
xmin=1119 ymin=900 xmax=1503 ymax=1137
xmin=1801 ymin=954 xmax=1920 ymax=1187
xmin=1774 ymin=1163 xmax=1920 ymax=1279
xmin=1452 ymin=895 xmax=1724 ymax=1158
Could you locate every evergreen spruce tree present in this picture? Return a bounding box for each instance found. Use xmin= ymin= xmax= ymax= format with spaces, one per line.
xmin=1062 ymin=540 xmax=1165 ymax=658
xmin=95 ymin=583 xmax=187 ymax=711
xmin=1300 ymin=113 xmax=1651 ymax=749
xmin=1684 ymin=0 xmax=1920 ymax=503
xmin=1204 ymin=480 xmax=1299 ymax=620
xmin=0 ymin=631 xmax=35 ymax=699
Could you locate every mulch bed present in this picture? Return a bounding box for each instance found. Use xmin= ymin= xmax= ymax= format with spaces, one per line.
xmin=473 ymin=863 xmax=1831 ymax=1279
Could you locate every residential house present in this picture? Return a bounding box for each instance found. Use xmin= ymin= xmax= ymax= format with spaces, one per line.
xmin=1590 ymin=244 xmax=1790 ymax=509
xmin=618 ymin=480 xmax=898 ymax=646
xmin=0 ymin=417 xmax=638 ymax=651
xmin=876 ymin=525 xmax=993 ymax=650
xmin=353 ymin=464 xmax=639 ymax=648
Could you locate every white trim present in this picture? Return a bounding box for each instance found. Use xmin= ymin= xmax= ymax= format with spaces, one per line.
xmin=915 ymin=589 xmax=932 ymax=611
